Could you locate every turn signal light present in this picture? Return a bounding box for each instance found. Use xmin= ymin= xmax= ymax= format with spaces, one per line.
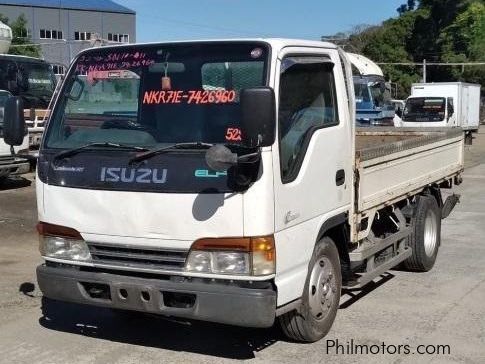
xmin=186 ymin=236 xmax=275 ymax=276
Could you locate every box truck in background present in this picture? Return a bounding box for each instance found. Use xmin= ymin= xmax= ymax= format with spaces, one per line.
xmin=400 ymin=82 xmax=481 ymax=143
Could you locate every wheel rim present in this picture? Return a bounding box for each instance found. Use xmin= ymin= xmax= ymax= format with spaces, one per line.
xmin=308 ymin=256 xmax=337 ymax=320
xmin=424 ymin=209 xmax=438 ymax=257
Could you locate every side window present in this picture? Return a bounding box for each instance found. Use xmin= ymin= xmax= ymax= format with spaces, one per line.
xmin=447 ymin=97 xmax=454 ymax=117
xmin=279 ymin=57 xmax=338 ymax=182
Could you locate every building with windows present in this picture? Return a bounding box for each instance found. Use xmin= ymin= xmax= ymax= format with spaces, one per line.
xmin=0 ymin=0 xmax=135 ymax=75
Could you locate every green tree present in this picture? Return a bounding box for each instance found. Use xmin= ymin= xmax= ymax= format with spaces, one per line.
xmin=336 ymin=0 xmax=485 ymax=97
xmin=440 ymin=1 xmax=485 ymax=84
xmin=0 ymin=13 xmax=40 ymax=58
xmin=350 ymin=11 xmax=426 ymax=97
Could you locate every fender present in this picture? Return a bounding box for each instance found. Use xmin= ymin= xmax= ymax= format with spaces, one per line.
xmin=316 ymin=212 xmax=351 ymax=277
xmin=316 ymin=212 xmax=348 ymax=242
xmin=276 ymin=212 xmax=350 ymax=316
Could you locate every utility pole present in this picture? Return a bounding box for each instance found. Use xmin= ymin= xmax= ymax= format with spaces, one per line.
xmin=423 ymin=59 xmax=427 ymax=83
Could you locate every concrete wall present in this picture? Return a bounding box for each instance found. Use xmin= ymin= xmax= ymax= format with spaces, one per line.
xmin=0 ymin=4 xmax=135 ymax=67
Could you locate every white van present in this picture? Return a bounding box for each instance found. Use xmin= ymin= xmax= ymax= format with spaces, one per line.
xmin=401 ymin=83 xmax=480 ymax=142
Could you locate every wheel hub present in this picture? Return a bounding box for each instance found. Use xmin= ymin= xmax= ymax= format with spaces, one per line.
xmin=308 ymin=256 xmax=337 ymax=320
xmin=424 ymin=209 xmax=438 ymax=257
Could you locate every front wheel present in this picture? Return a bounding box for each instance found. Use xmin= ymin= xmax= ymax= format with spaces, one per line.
xmin=279 ymin=237 xmax=341 ymax=342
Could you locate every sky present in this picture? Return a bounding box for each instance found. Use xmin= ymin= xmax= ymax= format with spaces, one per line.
xmin=116 ymin=0 xmax=406 ymax=43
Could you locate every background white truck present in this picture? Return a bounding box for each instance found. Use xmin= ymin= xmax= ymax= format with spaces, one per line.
xmin=347 ymin=53 xmax=395 ymax=126
xmin=400 ymin=82 xmax=481 ymax=143
xmin=3 ymin=39 xmax=463 ymax=343
xmin=0 ymin=54 xmax=57 ymax=156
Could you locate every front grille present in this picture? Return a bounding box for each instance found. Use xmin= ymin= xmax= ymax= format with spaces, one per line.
xmin=87 ymin=243 xmax=188 ymax=272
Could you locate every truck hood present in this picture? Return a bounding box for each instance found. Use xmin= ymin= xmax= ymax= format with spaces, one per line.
xmin=40 ymin=182 xmax=244 ymax=249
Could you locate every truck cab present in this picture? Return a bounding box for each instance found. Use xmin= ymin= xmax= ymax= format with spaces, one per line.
xmin=31 ymin=39 xmax=463 ymax=343
xmin=353 ymin=76 xmax=395 ymax=126
xmin=347 ymin=53 xmax=395 ymax=126
xmin=402 ymin=96 xmax=455 ymax=126
xmin=0 ymin=54 xmax=57 ymax=152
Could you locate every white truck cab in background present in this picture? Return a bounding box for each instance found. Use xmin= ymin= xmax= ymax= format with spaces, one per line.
xmin=401 ymin=82 xmax=481 ymax=143
xmin=30 ymin=39 xmax=464 ymax=343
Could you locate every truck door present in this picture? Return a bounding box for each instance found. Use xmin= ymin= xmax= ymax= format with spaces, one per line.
xmin=272 ymin=48 xmax=352 ymax=304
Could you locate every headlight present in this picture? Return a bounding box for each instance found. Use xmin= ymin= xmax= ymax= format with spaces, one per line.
xmin=185 ymin=251 xmax=211 ymax=273
xmin=185 ymin=236 xmax=275 ymax=276
xmin=37 ymin=222 xmax=91 ymax=262
xmin=186 ymin=251 xmax=250 ymax=275
xmin=40 ymin=236 xmax=91 ymax=261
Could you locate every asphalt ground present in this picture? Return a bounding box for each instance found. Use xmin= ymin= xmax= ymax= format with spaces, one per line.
xmin=0 ymin=130 xmax=484 ymax=363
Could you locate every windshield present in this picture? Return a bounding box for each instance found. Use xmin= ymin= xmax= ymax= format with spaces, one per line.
xmin=44 ymin=43 xmax=268 ymax=149
xmin=354 ymin=80 xmax=392 ymax=109
xmin=0 ymin=59 xmax=56 ymax=109
xmin=0 ymin=90 xmax=11 ymax=127
xmin=0 ymin=91 xmax=10 ymax=107
xmin=403 ymin=97 xmax=446 ymax=122
xmin=354 ymin=82 xmax=371 ymax=104
xmin=21 ymin=62 xmax=56 ymax=95
xmin=369 ymin=81 xmax=391 ymax=107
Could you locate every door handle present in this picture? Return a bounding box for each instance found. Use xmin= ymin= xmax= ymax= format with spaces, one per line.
xmin=336 ymin=169 xmax=345 ymax=186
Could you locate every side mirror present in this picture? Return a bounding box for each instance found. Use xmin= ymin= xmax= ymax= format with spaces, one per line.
xmin=3 ymin=96 xmax=26 ymax=147
xmin=66 ymin=76 xmax=85 ymax=101
xmin=240 ymin=87 xmax=275 ymax=147
xmin=205 ymin=144 xmax=238 ymax=172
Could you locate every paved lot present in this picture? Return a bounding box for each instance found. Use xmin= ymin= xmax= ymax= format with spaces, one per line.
xmin=0 ymin=131 xmax=484 ymax=363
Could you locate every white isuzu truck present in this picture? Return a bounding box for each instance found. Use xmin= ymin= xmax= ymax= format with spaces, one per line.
xmin=4 ymin=39 xmax=462 ymax=342
xmin=401 ymin=82 xmax=481 ymax=144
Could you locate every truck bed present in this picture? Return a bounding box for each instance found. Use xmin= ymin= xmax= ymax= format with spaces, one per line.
xmin=355 ymin=127 xmax=464 ymax=213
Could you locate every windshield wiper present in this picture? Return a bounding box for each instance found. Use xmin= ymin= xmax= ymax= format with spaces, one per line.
xmin=53 ymin=142 xmax=148 ymax=164
xmin=129 ymin=142 xmax=213 ymax=165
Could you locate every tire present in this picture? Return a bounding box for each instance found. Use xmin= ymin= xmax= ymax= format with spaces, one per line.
xmin=279 ymin=237 xmax=342 ymax=342
xmin=403 ymin=195 xmax=441 ymax=272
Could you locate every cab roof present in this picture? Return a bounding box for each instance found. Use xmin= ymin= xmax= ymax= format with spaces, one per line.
xmin=0 ymin=54 xmax=49 ymax=64
xmin=77 ymin=38 xmax=338 ymax=55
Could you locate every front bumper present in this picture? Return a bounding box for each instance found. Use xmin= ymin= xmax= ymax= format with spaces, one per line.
xmin=37 ymin=265 xmax=277 ymax=328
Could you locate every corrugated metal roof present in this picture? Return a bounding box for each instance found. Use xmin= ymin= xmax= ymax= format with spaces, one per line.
xmin=0 ymin=0 xmax=135 ymax=14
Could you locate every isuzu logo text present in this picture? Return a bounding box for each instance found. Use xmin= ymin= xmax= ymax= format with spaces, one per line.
xmin=100 ymin=167 xmax=168 ymax=184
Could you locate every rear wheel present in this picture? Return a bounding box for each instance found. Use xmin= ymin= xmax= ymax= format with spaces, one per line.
xmin=403 ymin=196 xmax=441 ymax=272
xmin=279 ymin=237 xmax=341 ymax=342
